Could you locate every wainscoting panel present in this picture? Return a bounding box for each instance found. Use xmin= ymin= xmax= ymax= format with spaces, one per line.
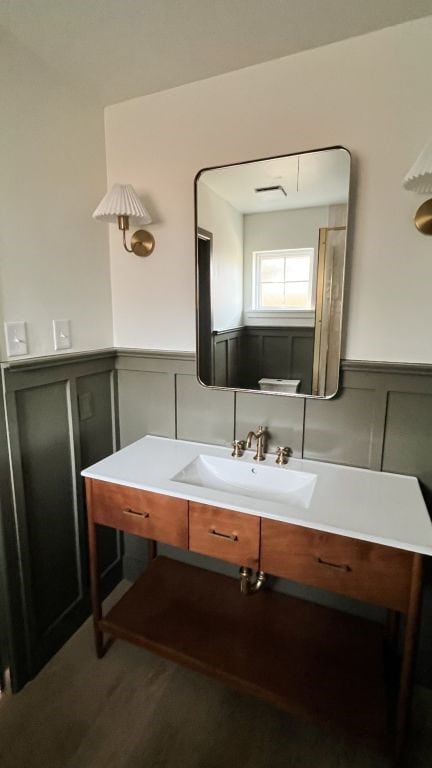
xmin=1 ymin=351 xmax=119 ymax=683
xmin=212 ymin=326 xmax=314 ymax=392
xmin=0 ymin=370 xmax=29 ymax=691
xmin=383 ymin=390 xmax=432 ymax=507
xmin=212 ymin=330 xmax=242 ymax=388
xmin=76 ymin=371 xmax=120 ymax=577
xmin=177 ymin=374 xmax=235 ymax=445
xmin=15 ymin=381 xmax=79 ymax=640
xmin=214 ymin=338 xmax=228 ymax=387
xmin=303 ymin=384 xmax=378 ymax=468
xmin=242 ymin=334 xmax=261 ymax=389
xmin=292 ymin=335 xmax=314 ymax=393
xmin=235 ymin=391 xmax=305 ymax=456
xmin=117 ymin=369 xmax=176 ymax=447
xmin=115 ymin=352 xmax=189 ymax=578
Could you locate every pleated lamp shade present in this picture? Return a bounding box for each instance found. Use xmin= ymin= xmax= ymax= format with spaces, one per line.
xmin=92 ymin=184 xmax=152 ymax=224
xmin=403 ymin=140 xmax=432 ymax=194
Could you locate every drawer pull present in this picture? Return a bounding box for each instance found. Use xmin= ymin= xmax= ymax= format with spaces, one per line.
xmin=122 ymin=508 xmax=150 ymax=519
xmin=209 ymin=528 xmax=238 ymax=542
xmin=317 ymin=557 xmax=351 ymax=572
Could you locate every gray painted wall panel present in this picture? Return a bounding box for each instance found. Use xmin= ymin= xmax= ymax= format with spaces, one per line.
xmin=304 ymin=386 xmax=376 ymax=467
xmin=0 ymin=375 xmax=29 ymax=690
xmin=213 ymin=327 xmax=314 ymax=393
xmin=176 ymin=375 xmax=235 ymax=445
xmin=383 ymin=391 xmax=432 ymax=507
xmin=291 ymin=336 xmax=314 ymax=394
xmin=0 ymin=351 xmax=120 ymax=687
xmin=16 ymin=382 xmax=79 ymax=637
xmin=235 ymin=391 xmax=304 ymax=456
xmin=77 ymin=372 xmax=115 ymax=467
xmin=77 ymin=371 xmax=119 ymax=576
xmin=117 ymin=370 xmax=175 ymax=447
xmin=116 ymin=364 xmax=177 ymax=575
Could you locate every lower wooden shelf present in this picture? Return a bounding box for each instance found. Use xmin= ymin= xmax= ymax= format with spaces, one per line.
xmin=100 ymin=556 xmax=391 ymax=748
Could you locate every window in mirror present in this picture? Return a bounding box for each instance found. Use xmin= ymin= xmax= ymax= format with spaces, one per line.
xmin=254 ymin=248 xmax=315 ymax=310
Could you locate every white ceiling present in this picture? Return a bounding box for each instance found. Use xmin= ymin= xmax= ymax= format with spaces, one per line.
xmin=2 ymin=0 xmax=432 ymax=106
xmin=200 ymin=148 xmax=350 ymax=213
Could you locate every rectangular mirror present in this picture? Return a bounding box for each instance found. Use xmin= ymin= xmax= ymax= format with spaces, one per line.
xmin=195 ymin=146 xmax=351 ymax=398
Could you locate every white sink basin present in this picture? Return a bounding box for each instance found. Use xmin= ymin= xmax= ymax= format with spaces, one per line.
xmin=172 ymin=454 xmax=317 ymax=509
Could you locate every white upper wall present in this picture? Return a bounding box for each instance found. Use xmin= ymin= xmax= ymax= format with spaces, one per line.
xmin=105 ymin=17 xmax=432 ymax=363
xmin=198 ymin=183 xmax=243 ymax=331
xmin=0 ymin=32 xmax=113 ymax=359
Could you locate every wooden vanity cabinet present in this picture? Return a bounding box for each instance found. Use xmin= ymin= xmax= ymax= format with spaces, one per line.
xmin=86 ymin=478 xmax=423 ymax=767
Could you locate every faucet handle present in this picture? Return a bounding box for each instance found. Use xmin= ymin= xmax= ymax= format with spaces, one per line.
xmin=232 ymin=439 xmax=246 ymax=458
xmin=275 ymin=446 xmax=290 ymax=465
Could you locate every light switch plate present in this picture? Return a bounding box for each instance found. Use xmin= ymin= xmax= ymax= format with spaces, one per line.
xmin=53 ymin=319 xmax=71 ymax=350
xmin=5 ymin=321 xmax=28 ymax=357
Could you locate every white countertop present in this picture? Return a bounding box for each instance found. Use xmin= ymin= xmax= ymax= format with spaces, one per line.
xmin=82 ymin=435 xmax=432 ymax=556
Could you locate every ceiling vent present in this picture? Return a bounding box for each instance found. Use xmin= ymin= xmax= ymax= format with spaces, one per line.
xmin=254 ymin=185 xmax=287 ymax=201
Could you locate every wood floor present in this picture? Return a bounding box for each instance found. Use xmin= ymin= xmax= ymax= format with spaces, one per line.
xmin=0 ymin=581 xmax=431 ymax=768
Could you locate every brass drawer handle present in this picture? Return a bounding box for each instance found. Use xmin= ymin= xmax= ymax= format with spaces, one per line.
xmin=317 ymin=557 xmax=351 ymax=572
xmin=209 ymin=528 xmax=238 ymax=542
xmin=122 ymin=508 xmax=150 ymax=519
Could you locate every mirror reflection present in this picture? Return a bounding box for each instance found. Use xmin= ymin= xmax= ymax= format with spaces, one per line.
xmin=196 ymin=147 xmax=350 ymax=398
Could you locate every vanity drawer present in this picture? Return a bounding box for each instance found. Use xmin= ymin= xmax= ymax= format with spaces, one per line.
xmin=260 ymin=519 xmax=414 ymax=612
xmin=87 ymin=479 xmax=188 ymax=548
xmin=189 ymin=502 xmax=260 ymax=567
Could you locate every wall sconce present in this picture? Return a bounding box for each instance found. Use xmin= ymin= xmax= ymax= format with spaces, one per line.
xmin=403 ymin=139 xmax=432 ymax=235
xmin=92 ymin=183 xmax=155 ymax=256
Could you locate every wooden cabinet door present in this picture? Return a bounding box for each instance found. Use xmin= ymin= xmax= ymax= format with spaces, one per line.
xmin=88 ymin=479 xmax=188 ymax=549
xmin=261 ymin=518 xmax=414 ymax=612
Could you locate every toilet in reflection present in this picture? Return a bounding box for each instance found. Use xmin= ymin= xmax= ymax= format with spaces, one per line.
xmin=258 ymin=378 xmax=301 ymax=394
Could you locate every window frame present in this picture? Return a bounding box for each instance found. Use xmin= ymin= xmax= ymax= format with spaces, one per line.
xmin=252 ymin=247 xmax=315 ymax=312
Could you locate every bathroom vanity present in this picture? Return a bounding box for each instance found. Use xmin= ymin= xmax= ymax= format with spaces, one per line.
xmin=82 ymin=435 xmax=432 ymax=764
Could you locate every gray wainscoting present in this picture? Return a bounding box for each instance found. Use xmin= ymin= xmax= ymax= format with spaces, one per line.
xmin=212 ymin=326 xmax=314 ymax=392
xmin=116 ymin=349 xmax=432 ymax=687
xmin=2 ymin=348 xmax=432 ymax=690
xmin=0 ymin=350 xmax=121 ymax=686
xmin=0 ymin=370 xmax=26 ymax=690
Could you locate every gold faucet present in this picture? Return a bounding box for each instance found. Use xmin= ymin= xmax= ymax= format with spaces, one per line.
xmin=246 ymin=425 xmax=268 ymax=461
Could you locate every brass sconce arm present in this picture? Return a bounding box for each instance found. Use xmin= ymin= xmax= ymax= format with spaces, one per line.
xmin=117 ymin=214 xmax=155 ymax=257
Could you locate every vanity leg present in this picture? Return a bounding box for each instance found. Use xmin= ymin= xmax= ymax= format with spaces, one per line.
xmin=386 ymin=610 xmax=399 ymax=649
xmin=86 ymin=480 xmax=104 ymax=659
xmin=394 ymin=553 xmax=423 ymax=764
xmin=384 ymin=610 xmax=400 ymax=685
xmin=148 ymin=538 xmax=157 ymax=561
xmin=385 ymin=610 xmax=400 ymax=667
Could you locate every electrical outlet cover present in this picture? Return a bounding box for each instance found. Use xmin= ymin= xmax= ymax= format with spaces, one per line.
xmin=5 ymin=321 xmax=28 ymax=357
xmin=53 ymin=319 xmax=71 ymax=351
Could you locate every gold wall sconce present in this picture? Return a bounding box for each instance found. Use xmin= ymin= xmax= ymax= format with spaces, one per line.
xmin=93 ymin=183 xmax=155 ymax=256
xmin=403 ymin=139 xmax=432 ymax=235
